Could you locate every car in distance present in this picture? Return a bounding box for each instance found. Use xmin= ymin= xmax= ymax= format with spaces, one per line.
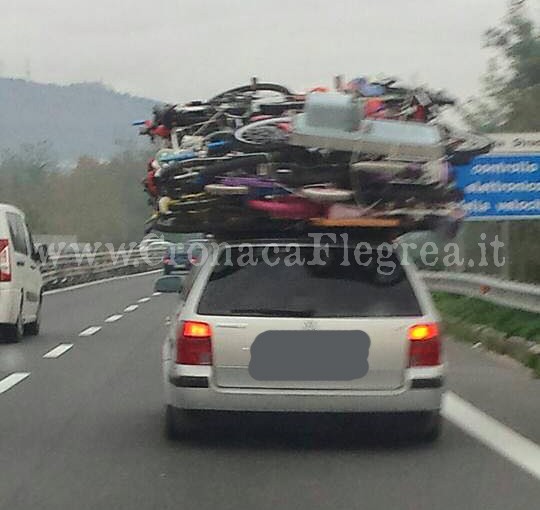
xmin=162 ymin=239 xmax=209 ymax=274
xmin=162 ymin=244 xmax=191 ymax=274
xmin=157 ymin=238 xmax=444 ymax=442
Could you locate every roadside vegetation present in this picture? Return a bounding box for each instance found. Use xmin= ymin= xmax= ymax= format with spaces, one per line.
xmin=433 ymin=292 xmax=540 ymax=342
xmin=463 ymin=0 xmax=540 ymax=284
xmin=434 ymin=291 xmax=540 ymax=376
xmin=0 ymin=144 xmax=152 ymax=245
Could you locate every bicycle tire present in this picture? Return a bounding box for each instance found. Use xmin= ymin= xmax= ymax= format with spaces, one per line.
xmin=234 ymin=117 xmax=291 ymax=152
xmin=209 ymin=83 xmax=293 ymax=104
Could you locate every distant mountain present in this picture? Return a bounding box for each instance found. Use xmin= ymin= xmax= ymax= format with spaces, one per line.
xmin=0 ymin=78 xmax=158 ymax=161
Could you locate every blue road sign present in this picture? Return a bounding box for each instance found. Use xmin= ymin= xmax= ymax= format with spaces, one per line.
xmin=455 ymin=154 xmax=540 ymax=220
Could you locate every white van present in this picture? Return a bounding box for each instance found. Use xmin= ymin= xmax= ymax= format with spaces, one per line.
xmin=0 ymin=204 xmax=44 ymax=341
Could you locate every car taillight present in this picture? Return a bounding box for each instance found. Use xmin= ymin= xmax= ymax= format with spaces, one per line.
xmin=408 ymin=323 xmax=441 ymax=367
xmin=176 ymin=321 xmax=212 ymax=365
xmin=0 ymin=239 xmax=11 ymax=282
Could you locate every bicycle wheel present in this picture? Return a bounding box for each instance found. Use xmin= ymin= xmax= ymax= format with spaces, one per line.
xmin=234 ymin=117 xmax=291 ymax=151
xmin=209 ymin=83 xmax=293 ymax=105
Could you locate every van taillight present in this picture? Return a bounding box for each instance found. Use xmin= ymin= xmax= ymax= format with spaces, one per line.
xmin=0 ymin=239 xmax=11 ymax=282
xmin=176 ymin=321 xmax=212 ymax=365
xmin=408 ymin=323 xmax=441 ymax=367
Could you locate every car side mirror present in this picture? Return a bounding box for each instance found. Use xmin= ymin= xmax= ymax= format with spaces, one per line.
xmin=33 ymin=244 xmax=49 ymax=264
xmin=154 ymin=275 xmax=183 ymax=294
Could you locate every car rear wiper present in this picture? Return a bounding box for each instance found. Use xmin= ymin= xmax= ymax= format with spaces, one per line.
xmin=230 ymin=308 xmax=315 ymax=318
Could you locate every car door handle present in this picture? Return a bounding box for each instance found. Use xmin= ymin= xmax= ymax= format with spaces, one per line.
xmin=16 ymin=261 xmax=25 ymax=267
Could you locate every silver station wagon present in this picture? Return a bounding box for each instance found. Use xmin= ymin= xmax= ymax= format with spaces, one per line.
xmin=157 ymin=238 xmax=444 ymax=441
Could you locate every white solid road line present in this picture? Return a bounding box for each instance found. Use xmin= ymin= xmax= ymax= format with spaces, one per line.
xmin=124 ymin=305 xmax=139 ymax=312
xmin=44 ymin=270 xmax=161 ymax=296
xmin=138 ymin=297 xmax=151 ymax=303
xmin=43 ymin=344 xmax=74 ymax=359
xmin=443 ymin=391 xmax=540 ymax=481
xmin=105 ymin=314 xmax=123 ymax=323
xmin=0 ymin=373 xmax=30 ymax=395
xmin=79 ymin=326 xmax=102 ymax=337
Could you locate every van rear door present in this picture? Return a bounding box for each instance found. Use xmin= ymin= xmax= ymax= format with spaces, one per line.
xmin=5 ymin=212 xmax=37 ymax=318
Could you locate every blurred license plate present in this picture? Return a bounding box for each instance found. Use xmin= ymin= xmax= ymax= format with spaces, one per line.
xmin=249 ymin=330 xmax=370 ymax=381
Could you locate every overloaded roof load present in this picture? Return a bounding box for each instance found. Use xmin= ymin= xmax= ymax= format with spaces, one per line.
xmin=135 ymin=77 xmax=493 ymax=238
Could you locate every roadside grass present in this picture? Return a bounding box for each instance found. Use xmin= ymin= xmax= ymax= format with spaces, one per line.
xmin=433 ymin=292 xmax=540 ymax=377
xmin=432 ymin=292 xmax=540 ymax=343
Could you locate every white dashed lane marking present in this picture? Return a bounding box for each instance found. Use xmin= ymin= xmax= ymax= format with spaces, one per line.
xmin=105 ymin=314 xmax=123 ymax=323
xmin=123 ymin=305 xmax=139 ymax=313
xmin=138 ymin=297 xmax=151 ymax=303
xmin=43 ymin=344 xmax=73 ymax=359
xmin=79 ymin=326 xmax=102 ymax=337
xmin=152 ymin=292 xmax=162 ymax=296
xmin=0 ymin=373 xmax=30 ymax=395
xmin=443 ymin=391 xmax=540 ymax=480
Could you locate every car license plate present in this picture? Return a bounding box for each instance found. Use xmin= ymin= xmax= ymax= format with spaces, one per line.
xmin=249 ymin=331 xmax=370 ymax=381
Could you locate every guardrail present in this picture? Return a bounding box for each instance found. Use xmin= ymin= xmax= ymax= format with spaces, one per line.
xmin=41 ymin=246 xmax=165 ymax=290
xmin=420 ymin=271 xmax=540 ymax=314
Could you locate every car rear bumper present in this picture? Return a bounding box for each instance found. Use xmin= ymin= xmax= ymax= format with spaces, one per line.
xmin=163 ymin=264 xmax=188 ymax=272
xmin=0 ymin=288 xmax=20 ymax=324
xmin=164 ymin=365 xmax=444 ymax=413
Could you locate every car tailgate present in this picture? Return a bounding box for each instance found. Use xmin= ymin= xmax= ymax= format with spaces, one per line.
xmin=207 ymin=315 xmax=418 ymax=391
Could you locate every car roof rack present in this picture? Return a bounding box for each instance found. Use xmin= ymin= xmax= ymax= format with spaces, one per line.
xmin=209 ymin=225 xmax=414 ymax=245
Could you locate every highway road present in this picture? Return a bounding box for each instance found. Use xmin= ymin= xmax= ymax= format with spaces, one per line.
xmin=0 ymin=272 xmax=539 ymax=509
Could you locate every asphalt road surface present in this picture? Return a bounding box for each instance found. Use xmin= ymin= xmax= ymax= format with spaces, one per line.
xmin=1 ymin=272 xmax=539 ymax=510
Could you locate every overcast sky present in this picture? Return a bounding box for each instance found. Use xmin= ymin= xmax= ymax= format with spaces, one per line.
xmin=1 ymin=0 xmax=537 ymax=103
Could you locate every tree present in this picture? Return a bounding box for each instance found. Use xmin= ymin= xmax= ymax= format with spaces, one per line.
xmin=465 ymin=0 xmax=539 ymax=132
xmin=0 ymin=145 xmax=152 ymax=245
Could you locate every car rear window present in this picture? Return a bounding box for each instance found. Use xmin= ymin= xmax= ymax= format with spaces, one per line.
xmin=197 ymin=245 xmax=422 ymax=318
